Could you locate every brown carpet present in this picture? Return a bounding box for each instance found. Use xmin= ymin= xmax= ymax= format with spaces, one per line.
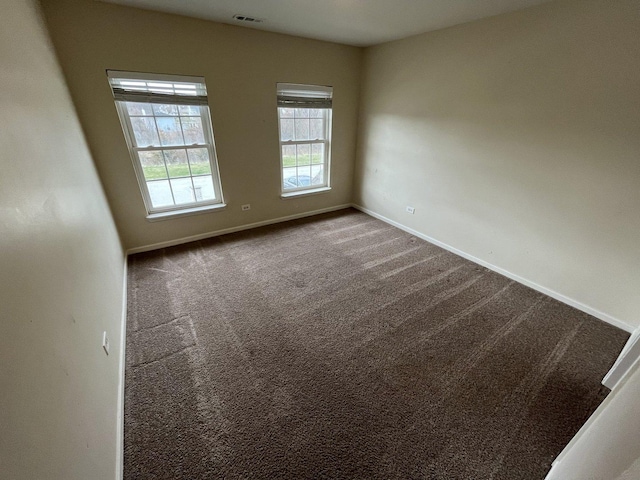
xmin=125 ymin=208 xmax=627 ymax=479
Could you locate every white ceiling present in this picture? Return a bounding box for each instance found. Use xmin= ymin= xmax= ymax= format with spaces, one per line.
xmin=99 ymin=0 xmax=553 ymax=47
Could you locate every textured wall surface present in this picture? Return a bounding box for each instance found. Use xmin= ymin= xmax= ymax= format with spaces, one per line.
xmin=41 ymin=0 xmax=362 ymax=251
xmin=355 ymin=0 xmax=640 ymax=329
xmin=0 ymin=1 xmax=125 ymax=478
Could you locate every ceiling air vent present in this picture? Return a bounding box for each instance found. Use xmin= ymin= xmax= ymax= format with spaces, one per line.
xmin=233 ymin=14 xmax=264 ymax=23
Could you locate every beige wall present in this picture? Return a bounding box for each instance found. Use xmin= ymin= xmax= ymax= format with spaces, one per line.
xmin=355 ymin=0 xmax=640 ymax=330
xmin=7 ymin=1 xmax=638 ymax=478
xmin=0 ymin=1 xmax=125 ymax=479
xmin=40 ymin=0 xmax=362 ymax=251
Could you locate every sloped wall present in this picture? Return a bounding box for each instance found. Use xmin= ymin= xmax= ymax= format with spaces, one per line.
xmin=0 ymin=1 xmax=125 ymax=478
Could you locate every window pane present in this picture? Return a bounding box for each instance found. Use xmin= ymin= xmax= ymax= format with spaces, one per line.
xmin=187 ymin=148 xmax=212 ymax=175
xmin=279 ymin=108 xmax=294 ymax=118
xmin=280 ymin=119 xmax=294 ymax=141
xmin=131 ymin=117 xmax=160 ymax=147
xmin=296 ymin=166 xmax=311 ymax=186
xmin=294 ymin=108 xmax=310 ymax=118
xmin=282 ymin=166 xmax=296 ymax=189
xmin=192 ymin=175 xmax=215 ymax=201
xmin=127 ymin=102 xmax=153 ymax=116
xmin=294 ymin=119 xmax=310 ymax=140
xmin=179 ymin=105 xmax=200 ymax=115
xmin=152 ymin=104 xmax=178 ymax=116
xmin=181 ymin=117 xmax=204 ymax=145
xmin=282 ymin=145 xmax=296 ymax=168
xmin=147 ymin=179 xmax=174 ymax=208
xmin=311 ymin=143 xmax=324 ymax=164
xmin=163 ymin=149 xmax=190 ymax=178
xmin=170 ymin=178 xmax=196 ymax=205
xmin=310 ymin=119 xmax=324 ymax=140
xmin=309 ymin=108 xmax=323 ymax=118
xmin=311 ymin=164 xmax=325 ymax=186
xmin=156 ymin=117 xmax=184 ymax=146
xmin=139 ymin=151 xmax=166 ymax=180
xmin=296 ymin=144 xmax=310 ymax=166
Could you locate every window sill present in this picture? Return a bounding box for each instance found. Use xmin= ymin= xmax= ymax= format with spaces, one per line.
xmin=146 ymin=203 xmax=227 ymax=222
xmin=280 ymin=187 xmax=332 ymax=200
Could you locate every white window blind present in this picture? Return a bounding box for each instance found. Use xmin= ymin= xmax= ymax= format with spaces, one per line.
xmin=108 ymin=71 xmax=208 ymax=106
xmin=277 ymin=83 xmax=333 ymax=109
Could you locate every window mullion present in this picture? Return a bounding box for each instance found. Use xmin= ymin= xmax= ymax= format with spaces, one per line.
xmin=134 ymin=144 xmax=210 ymax=153
xmin=175 ymin=111 xmax=198 ymax=202
xmin=281 ymin=139 xmax=324 ymax=146
xmin=161 ymin=150 xmax=177 ymax=206
xmin=324 ymin=110 xmax=330 ymax=187
xmin=199 ymin=106 xmax=220 ymax=200
xmin=151 ymin=114 xmax=177 ymax=207
xmin=117 ymin=102 xmax=155 ymax=212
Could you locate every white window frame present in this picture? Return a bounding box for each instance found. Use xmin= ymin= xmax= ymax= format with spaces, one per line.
xmin=277 ymin=83 xmax=333 ymax=197
xmin=108 ymin=71 xmax=225 ymax=218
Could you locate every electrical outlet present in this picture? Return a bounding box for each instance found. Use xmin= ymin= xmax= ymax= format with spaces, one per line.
xmin=406 ymin=206 xmax=415 ymax=214
xmin=241 ymin=204 xmax=251 ymax=211
xmin=102 ymin=331 xmax=110 ymax=356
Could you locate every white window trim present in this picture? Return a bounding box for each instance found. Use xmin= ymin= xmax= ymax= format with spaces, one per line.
xmin=277 ymin=83 xmax=333 ymax=197
xmin=146 ymin=202 xmax=227 ymax=222
xmin=108 ymin=71 xmax=225 ymax=217
xmin=280 ymin=186 xmax=332 ymax=199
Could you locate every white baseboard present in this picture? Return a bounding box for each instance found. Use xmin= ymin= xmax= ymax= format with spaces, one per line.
xmin=545 ymin=460 xmax=562 ymax=479
xmin=115 ymin=255 xmax=128 ymax=480
xmin=116 ymin=202 xmax=635 ymax=480
xmin=117 ymin=202 xmax=635 ymax=480
xmin=602 ymin=328 xmax=640 ymax=390
xmin=547 ymin=346 xmax=640 ymax=477
xmin=126 ymin=204 xmax=352 ymax=255
xmin=351 ymin=203 xmax=634 ymax=334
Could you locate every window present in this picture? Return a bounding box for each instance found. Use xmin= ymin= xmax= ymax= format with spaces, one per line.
xmin=277 ymin=83 xmax=332 ymax=195
xmin=108 ymin=71 xmax=224 ymax=217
